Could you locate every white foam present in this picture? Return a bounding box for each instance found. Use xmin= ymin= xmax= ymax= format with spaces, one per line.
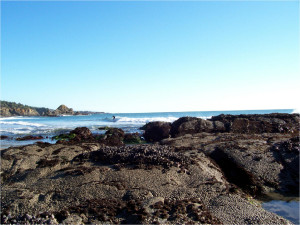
xmin=292 ymin=108 xmax=300 ymax=114
xmin=116 ymin=116 xmax=178 ymax=123
xmin=0 ymin=121 xmax=45 ymax=127
xmin=0 ymin=116 xmax=39 ymax=120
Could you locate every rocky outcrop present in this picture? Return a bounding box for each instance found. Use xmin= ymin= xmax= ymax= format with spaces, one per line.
xmin=42 ymin=105 xmax=74 ymax=116
xmin=0 ymin=135 xmax=9 ymax=140
xmin=143 ymin=122 xmax=171 ymax=142
xmin=123 ymin=132 xmax=144 ymax=144
xmin=0 ymin=107 xmax=40 ymax=117
xmin=0 ymin=114 xmax=298 ymax=224
xmin=209 ymin=113 xmax=300 ymax=134
xmin=0 ymin=142 xmax=289 ymax=224
xmin=0 ymin=101 xmax=102 ymax=117
xmin=170 ymin=117 xmax=225 ymax=137
xmin=70 ymin=127 xmax=93 ymax=141
xmin=98 ymin=128 xmax=125 ymax=146
xmin=142 ymin=114 xmax=299 ymax=141
xmin=161 ymin=132 xmax=299 ymax=196
xmin=15 ymin=135 xmax=44 ymax=141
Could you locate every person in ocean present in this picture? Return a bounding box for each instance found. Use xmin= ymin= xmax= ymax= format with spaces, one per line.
xmin=112 ymin=116 xmax=116 ymax=120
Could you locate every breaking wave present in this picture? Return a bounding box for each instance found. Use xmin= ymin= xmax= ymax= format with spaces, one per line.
xmin=115 ymin=116 xmax=178 ymax=123
xmin=0 ymin=121 xmax=45 ymax=127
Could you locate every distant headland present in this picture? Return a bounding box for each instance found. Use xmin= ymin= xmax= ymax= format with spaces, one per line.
xmin=0 ymin=100 xmax=104 ymax=117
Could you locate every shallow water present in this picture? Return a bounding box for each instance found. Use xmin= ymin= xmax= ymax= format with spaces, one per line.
xmin=262 ymin=200 xmax=299 ymax=224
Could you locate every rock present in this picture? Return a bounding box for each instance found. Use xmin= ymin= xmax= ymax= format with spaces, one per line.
xmin=52 ymin=133 xmax=76 ymax=142
xmin=52 ymin=127 xmax=94 ymax=144
xmin=0 ymin=101 xmax=101 ymax=117
xmin=0 ymin=135 xmax=9 ymax=140
xmin=170 ymin=117 xmax=215 ymax=137
xmin=124 ymin=133 xmax=144 ymax=144
xmin=70 ymin=127 xmax=93 ymax=140
xmin=98 ymin=126 xmax=111 ymax=130
xmin=161 ymin=131 xmax=299 ymax=196
xmin=143 ymin=122 xmax=171 ymax=142
xmin=62 ymin=214 xmax=82 ymax=225
xmin=0 ymin=140 xmax=292 ymax=224
xmin=270 ymin=136 xmax=299 ymax=193
xmin=57 ymin=105 xmax=73 ymax=114
xmin=16 ymin=135 xmax=44 ymax=141
xmin=209 ymin=113 xmax=300 ymax=134
xmin=99 ymin=128 xmax=125 ymax=146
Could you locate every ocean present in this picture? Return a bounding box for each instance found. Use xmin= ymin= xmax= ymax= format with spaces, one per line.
xmin=0 ymin=108 xmax=298 ymax=223
xmin=0 ymin=109 xmax=295 ymax=149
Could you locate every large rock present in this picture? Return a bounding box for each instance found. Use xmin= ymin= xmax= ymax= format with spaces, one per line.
xmin=170 ymin=117 xmax=224 ymax=137
xmin=143 ymin=122 xmax=171 ymax=142
xmin=0 ymin=107 xmax=39 ymax=117
xmin=70 ymin=127 xmax=93 ymax=141
xmin=0 ymin=142 xmax=289 ymax=224
xmin=161 ymin=132 xmax=299 ymax=196
xmin=42 ymin=105 xmax=75 ymax=116
xmin=16 ymin=135 xmax=44 ymax=141
xmin=209 ymin=113 xmax=300 ymax=134
xmin=98 ymin=128 xmax=125 ymax=146
xmin=56 ymin=105 xmax=74 ymax=115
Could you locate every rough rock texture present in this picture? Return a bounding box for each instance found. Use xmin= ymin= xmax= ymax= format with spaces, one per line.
xmin=56 ymin=105 xmax=74 ymax=115
xmin=0 ymin=107 xmax=40 ymax=117
xmin=143 ymin=122 xmax=171 ymax=142
xmin=43 ymin=105 xmax=74 ymax=116
xmin=161 ymin=132 xmax=299 ymax=196
xmin=170 ymin=117 xmax=225 ymax=137
xmin=1 ymin=141 xmax=289 ymax=224
xmin=98 ymin=128 xmax=125 ymax=146
xmin=143 ymin=114 xmax=299 ymax=141
xmin=123 ymin=132 xmax=144 ymax=144
xmin=70 ymin=127 xmax=93 ymax=141
xmin=15 ymin=135 xmax=44 ymax=141
xmin=209 ymin=113 xmax=299 ymax=134
xmin=0 ymin=100 xmax=101 ymax=117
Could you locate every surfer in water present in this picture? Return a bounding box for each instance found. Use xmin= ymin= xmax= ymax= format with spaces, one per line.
xmin=112 ymin=116 xmax=116 ymax=120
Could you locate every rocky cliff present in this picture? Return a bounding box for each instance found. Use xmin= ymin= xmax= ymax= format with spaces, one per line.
xmin=0 ymin=101 xmax=101 ymax=117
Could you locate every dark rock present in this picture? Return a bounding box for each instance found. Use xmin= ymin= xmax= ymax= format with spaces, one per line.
xmin=143 ymin=122 xmax=171 ymax=142
xmin=161 ymin=131 xmax=300 ymax=196
xmin=16 ymin=135 xmax=44 ymax=141
xmin=52 ymin=127 xmax=94 ymax=144
xmin=210 ymin=145 xmax=263 ymax=196
xmin=124 ymin=132 xmax=144 ymax=144
xmin=70 ymin=127 xmax=93 ymax=141
xmin=52 ymin=133 xmax=76 ymax=141
xmin=37 ymin=159 xmax=60 ymax=168
xmin=0 ymin=135 xmax=9 ymax=140
xmin=87 ymin=144 xmax=194 ymax=170
xmin=170 ymin=117 xmax=215 ymax=137
xmin=98 ymin=128 xmax=125 ymax=146
xmin=270 ymin=137 xmax=299 ymax=194
xmin=209 ymin=113 xmax=299 ymax=134
xmin=98 ymin=126 xmax=111 ymax=130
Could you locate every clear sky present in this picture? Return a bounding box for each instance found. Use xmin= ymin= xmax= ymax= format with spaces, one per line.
xmin=1 ymin=1 xmax=299 ymax=113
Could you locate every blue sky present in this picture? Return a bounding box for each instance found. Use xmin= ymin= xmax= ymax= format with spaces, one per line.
xmin=1 ymin=1 xmax=299 ymax=113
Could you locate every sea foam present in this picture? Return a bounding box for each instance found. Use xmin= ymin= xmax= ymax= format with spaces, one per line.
xmin=0 ymin=121 xmax=45 ymax=127
xmin=116 ymin=116 xmax=179 ymax=123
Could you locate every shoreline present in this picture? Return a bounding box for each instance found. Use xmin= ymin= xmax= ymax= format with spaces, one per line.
xmin=1 ymin=113 xmax=299 ymax=224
